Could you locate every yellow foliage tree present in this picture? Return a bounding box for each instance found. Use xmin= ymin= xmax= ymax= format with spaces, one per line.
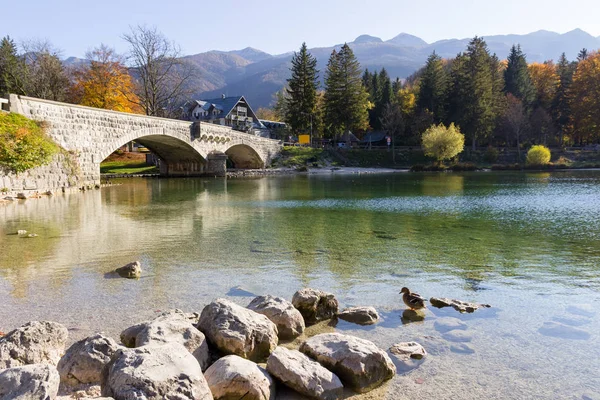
xmin=570 ymin=51 xmax=600 ymax=145
xmin=528 ymin=62 xmax=559 ymax=110
xmin=70 ymin=45 xmax=141 ymax=113
xmin=422 ymin=123 xmax=465 ymax=165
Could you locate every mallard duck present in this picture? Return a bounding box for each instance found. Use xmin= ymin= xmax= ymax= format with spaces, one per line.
xmin=400 ymin=287 xmax=426 ymax=310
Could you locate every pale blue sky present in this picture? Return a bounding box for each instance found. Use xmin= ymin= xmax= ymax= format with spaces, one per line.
xmin=2 ymin=0 xmax=599 ymax=58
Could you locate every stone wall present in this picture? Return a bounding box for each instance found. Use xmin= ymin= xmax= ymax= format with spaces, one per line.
xmin=1 ymin=95 xmax=282 ymax=194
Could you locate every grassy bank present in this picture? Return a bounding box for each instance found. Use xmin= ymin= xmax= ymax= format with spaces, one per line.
xmin=271 ymin=146 xmax=600 ymax=171
xmin=100 ymin=152 xmax=158 ymax=175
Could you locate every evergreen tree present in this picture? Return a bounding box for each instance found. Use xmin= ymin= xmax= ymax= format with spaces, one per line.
xmin=323 ymin=44 xmax=369 ymax=136
xmin=417 ymin=51 xmax=448 ymax=123
xmin=504 ymin=45 xmax=536 ymax=109
xmin=552 ymin=53 xmax=575 ymax=146
xmin=285 ymin=43 xmax=319 ymax=135
xmin=379 ymin=68 xmax=392 ymax=109
xmin=577 ymin=48 xmax=588 ymax=62
xmin=449 ymin=37 xmax=497 ymax=149
xmin=0 ymin=36 xmax=26 ymax=95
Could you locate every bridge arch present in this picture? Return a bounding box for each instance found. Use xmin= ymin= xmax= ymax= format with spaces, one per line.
xmin=225 ymin=144 xmax=265 ymax=169
xmin=99 ymin=127 xmax=207 ymax=176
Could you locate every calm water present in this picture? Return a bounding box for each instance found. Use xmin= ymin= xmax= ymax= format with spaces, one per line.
xmin=1 ymin=171 xmax=599 ymax=399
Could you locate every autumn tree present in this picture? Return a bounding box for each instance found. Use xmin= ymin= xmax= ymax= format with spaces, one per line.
xmin=123 ymin=25 xmax=196 ymax=117
xmin=323 ymin=44 xmax=370 ymax=137
xmin=528 ymin=62 xmax=559 ymax=110
xmin=70 ymin=45 xmax=140 ymax=113
xmin=285 ymin=43 xmax=319 ymax=135
xmin=501 ymin=94 xmax=529 ymax=159
xmin=422 ymin=123 xmax=465 ymax=165
xmin=570 ymin=51 xmax=600 ymax=144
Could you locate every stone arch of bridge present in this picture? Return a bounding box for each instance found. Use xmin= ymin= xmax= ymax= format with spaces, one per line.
xmin=99 ymin=127 xmax=207 ymax=176
xmin=224 ymin=144 xmax=265 ymax=169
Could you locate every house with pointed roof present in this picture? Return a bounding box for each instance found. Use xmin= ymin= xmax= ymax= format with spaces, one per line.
xmin=185 ymin=95 xmax=266 ymax=134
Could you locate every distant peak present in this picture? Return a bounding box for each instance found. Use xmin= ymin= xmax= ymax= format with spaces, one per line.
xmin=353 ymin=34 xmax=383 ymax=44
xmin=387 ymin=33 xmax=428 ymax=47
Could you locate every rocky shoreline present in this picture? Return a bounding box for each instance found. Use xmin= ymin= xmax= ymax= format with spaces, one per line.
xmin=0 ymin=288 xmax=435 ymax=400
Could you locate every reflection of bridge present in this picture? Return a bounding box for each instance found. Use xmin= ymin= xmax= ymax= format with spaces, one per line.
xmin=7 ymin=95 xmax=282 ymax=187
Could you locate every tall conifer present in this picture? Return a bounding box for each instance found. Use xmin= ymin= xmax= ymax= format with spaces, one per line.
xmin=417 ymin=51 xmax=448 ymax=123
xmin=504 ymin=45 xmax=536 ymax=109
xmin=285 ymin=42 xmax=319 ymax=134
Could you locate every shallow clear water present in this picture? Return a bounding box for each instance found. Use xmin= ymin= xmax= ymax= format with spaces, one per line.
xmin=1 ymin=171 xmax=599 ymax=399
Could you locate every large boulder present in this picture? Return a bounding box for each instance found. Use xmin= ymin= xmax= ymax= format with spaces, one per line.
xmin=337 ymin=306 xmax=379 ymax=325
xmin=101 ymin=343 xmax=213 ymax=400
xmin=291 ymin=288 xmax=338 ymax=325
xmin=198 ymin=299 xmax=278 ymax=362
xmin=266 ymin=346 xmax=343 ymax=400
xmin=248 ymin=295 xmax=305 ymax=340
xmin=204 ymin=355 xmax=275 ymax=400
xmin=300 ymin=333 xmax=396 ymax=393
xmin=57 ymin=333 xmax=121 ymax=386
xmin=0 ymin=321 xmax=68 ymax=368
xmin=0 ymin=364 xmax=60 ymax=400
xmin=135 ymin=310 xmax=211 ymax=371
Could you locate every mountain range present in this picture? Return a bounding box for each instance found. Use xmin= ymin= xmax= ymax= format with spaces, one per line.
xmin=68 ymin=29 xmax=600 ymax=109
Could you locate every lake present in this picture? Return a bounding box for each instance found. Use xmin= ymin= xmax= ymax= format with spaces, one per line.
xmin=1 ymin=171 xmax=599 ymax=399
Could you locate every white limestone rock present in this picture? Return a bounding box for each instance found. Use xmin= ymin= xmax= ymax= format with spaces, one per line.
xmin=291 ymin=288 xmax=338 ymax=325
xmin=0 ymin=364 xmax=60 ymax=400
xmin=115 ymin=261 xmax=141 ymax=279
xmin=0 ymin=321 xmax=68 ymax=369
xmin=337 ymin=306 xmax=379 ymax=325
xmin=300 ymin=333 xmax=396 ymax=393
xmin=101 ymin=343 xmax=213 ymax=400
xmin=135 ymin=310 xmax=211 ymax=371
xmin=248 ymin=295 xmax=305 ymax=340
xmin=57 ymin=333 xmax=121 ymax=386
xmin=266 ymin=346 xmax=343 ymax=400
xmin=198 ymin=298 xmax=278 ymax=362
xmin=204 ymin=355 xmax=275 ymax=400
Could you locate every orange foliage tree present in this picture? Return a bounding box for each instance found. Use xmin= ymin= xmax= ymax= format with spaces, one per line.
xmin=70 ymin=45 xmax=141 ymax=113
xmin=570 ymin=51 xmax=600 ymax=144
xmin=528 ymin=62 xmax=559 ymax=110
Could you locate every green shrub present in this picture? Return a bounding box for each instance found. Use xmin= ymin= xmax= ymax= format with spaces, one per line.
xmin=526 ymin=145 xmax=551 ymax=166
xmin=484 ymin=146 xmax=499 ymax=163
xmin=0 ymin=113 xmax=59 ymax=173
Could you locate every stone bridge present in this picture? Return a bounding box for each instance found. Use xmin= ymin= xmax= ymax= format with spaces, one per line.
xmin=4 ymin=95 xmax=282 ymax=190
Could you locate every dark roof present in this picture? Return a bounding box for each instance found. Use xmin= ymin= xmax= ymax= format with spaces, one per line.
xmin=360 ymin=131 xmax=387 ymax=143
xmin=338 ymin=132 xmax=360 ymax=142
xmin=198 ymin=96 xmax=245 ymax=117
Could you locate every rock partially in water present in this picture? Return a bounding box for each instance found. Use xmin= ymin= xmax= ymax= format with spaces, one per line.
xmin=389 ymin=342 xmax=427 ymax=360
xmin=299 ymin=333 xmax=396 ymax=393
xmin=337 ymin=306 xmax=379 ymax=325
xmin=0 ymin=321 xmax=68 ymax=368
xmin=401 ymin=309 xmax=425 ymax=324
xmin=198 ymin=298 xmax=278 ymax=362
xmin=0 ymin=364 xmax=60 ymax=399
xmin=266 ymin=346 xmax=343 ymax=400
xmin=434 ymin=317 xmax=467 ymax=333
xmin=17 ymin=229 xmax=27 ymax=235
xmin=205 ymin=355 xmax=275 ymax=400
xmin=16 ymin=192 xmax=27 ymax=200
xmin=248 ymin=295 xmax=305 ymax=340
xmin=57 ymin=333 xmax=121 ymax=386
xmin=442 ymin=330 xmax=473 ymax=343
xmin=538 ymin=321 xmax=591 ymax=340
xmin=291 ymin=288 xmax=338 ymax=325
xmin=450 ymin=343 xmax=475 ymax=355
xmin=429 ymin=297 xmax=491 ymax=313
xmin=115 ymin=261 xmax=141 ymax=279
xmin=389 ymin=342 xmax=426 ymax=373
xmin=135 ymin=310 xmax=211 ymax=371
xmin=101 ymin=343 xmax=212 ymax=400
